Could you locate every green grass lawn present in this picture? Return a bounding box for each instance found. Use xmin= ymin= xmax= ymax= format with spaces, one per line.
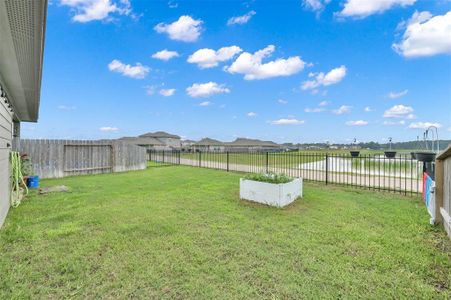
xmin=1 ymin=165 xmax=450 ymax=298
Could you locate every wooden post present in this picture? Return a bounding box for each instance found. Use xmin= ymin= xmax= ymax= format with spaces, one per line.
xmin=435 ymin=159 xmax=444 ymax=224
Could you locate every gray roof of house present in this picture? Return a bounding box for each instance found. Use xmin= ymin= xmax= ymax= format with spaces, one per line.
xmin=194 ymin=138 xmax=224 ymax=146
xmin=118 ymin=136 xmax=164 ymax=146
xmin=226 ymin=138 xmax=280 ymax=147
xmin=139 ymin=131 xmax=181 ymax=139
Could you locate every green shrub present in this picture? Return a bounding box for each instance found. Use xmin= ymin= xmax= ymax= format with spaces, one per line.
xmin=243 ymin=172 xmax=293 ymax=184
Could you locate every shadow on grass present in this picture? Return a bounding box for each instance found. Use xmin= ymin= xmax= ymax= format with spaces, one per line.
xmin=147 ymin=161 xmax=176 ymax=168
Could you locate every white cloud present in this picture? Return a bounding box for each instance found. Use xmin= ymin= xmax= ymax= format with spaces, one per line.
xmin=319 ymin=100 xmax=330 ymax=106
xmin=301 ymin=65 xmax=347 ymax=90
xmin=186 ymin=82 xmax=230 ymax=98
xmin=197 ymin=101 xmax=211 ymax=107
xmin=247 ymin=112 xmax=257 ymax=117
xmin=383 ymin=120 xmax=406 ymax=126
xmin=60 ymin=0 xmax=132 ymax=23
xmin=225 ymin=45 xmax=306 ymax=80
xmin=346 ymin=120 xmax=368 ymax=126
xmin=108 ymin=59 xmax=149 ymax=79
xmin=304 ymin=107 xmax=325 ymax=113
xmin=227 ymin=10 xmax=256 ymax=26
xmin=159 ymin=88 xmax=176 ymax=97
xmin=154 ymin=15 xmax=203 ymax=42
xmin=337 ymin=0 xmax=416 ymax=18
xmin=383 ymin=104 xmax=415 ymax=118
xmin=145 ymin=85 xmax=156 ymax=95
xmin=100 ymin=126 xmax=119 ymax=132
xmin=151 ymin=49 xmax=180 ymax=61
xmin=168 ymin=1 xmax=178 ymax=8
xmin=448 ymin=127 xmax=451 ymax=132
xmin=277 ymin=99 xmax=288 ymax=104
xmin=332 ymin=105 xmax=351 ymax=115
xmin=408 ymin=122 xmax=442 ymax=129
xmin=364 ymin=106 xmax=372 ymax=112
xmin=393 ymin=11 xmax=451 ymax=58
xmin=187 ymin=46 xmax=242 ymax=69
xmin=58 ymin=105 xmax=76 ymax=111
xmin=388 ymin=89 xmax=408 ymax=99
xmin=303 ymin=0 xmax=331 ymax=12
xmin=270 ymin=118 xmax=305 ymax=125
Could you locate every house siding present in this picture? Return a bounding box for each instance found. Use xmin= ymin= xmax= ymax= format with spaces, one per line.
xmin=157 ymin=137 xmax=181 ymax=149
xmin=0 ymin=94 xmax=13 ymax=228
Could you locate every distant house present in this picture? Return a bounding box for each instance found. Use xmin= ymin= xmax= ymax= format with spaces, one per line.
xmin=193 ymin=138 xmax=225 ymax=152
xmin=225 ymin=138 xmax=281 ymax=152
xmin=118 ymin=131 xmax=181 ymax=150
xmin=118 ymin=136 xmax=166 ymax=151
xmin=181 ymin=139 xmax=196 ymax=152
xmin=139 ymin=131 xmax=181 ymax=149
xmin=281 ymin=143 xmax=299 ymax=151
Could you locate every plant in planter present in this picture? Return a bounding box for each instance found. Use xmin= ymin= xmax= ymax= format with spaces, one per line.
xmin=350 ymin=151 xmax=360 ymax=157
xmin=414 ymin=127 xmax=439 ymax=163
xmin=384 ymin=137 xmax=397 ymax=158
xmin=240 ymin=173 xmax=302 ymax=207
xmin=349 ymin=138 xmax=360 ymax=157
xmin=414 ymin=152 xmax=436 ymax=162
xmin=20 ymin=154 xmax=40 ymax=189
xmin=20 ymin=154 xmax=33 ymax=179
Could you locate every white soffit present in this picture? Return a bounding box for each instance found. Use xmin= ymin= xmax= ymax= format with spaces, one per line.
xmin=0 ymin=0 xmax=47 ymax=122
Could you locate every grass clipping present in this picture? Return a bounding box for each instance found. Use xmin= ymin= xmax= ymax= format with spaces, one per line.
xmin=244 ymin=172 xmax=293 ymax=184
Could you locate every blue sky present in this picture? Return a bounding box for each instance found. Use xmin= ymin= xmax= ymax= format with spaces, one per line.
xmin=25 ymin=0 xmax=451 ymax=143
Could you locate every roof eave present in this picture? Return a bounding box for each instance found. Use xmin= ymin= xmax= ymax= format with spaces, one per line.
xmin=0 ymin=0 xmax=47 ymax=122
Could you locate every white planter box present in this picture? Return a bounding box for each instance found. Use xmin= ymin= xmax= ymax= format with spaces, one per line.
xmin=240 ymin=178 xmax=303 ymax=207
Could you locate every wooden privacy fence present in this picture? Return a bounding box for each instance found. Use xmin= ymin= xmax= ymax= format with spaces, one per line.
xmin=14 ymin=139 xmax=147 ymax=178
xmin=435 ymin=145 xmax=451 ymax=239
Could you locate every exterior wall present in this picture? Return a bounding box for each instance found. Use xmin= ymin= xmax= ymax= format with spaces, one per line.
xmin=157 ymin=137 xmax=181 ymax=149
xmin=0 ymin=94 xmax=13 ymax=228
xmin=226 ymin=146 xmax=281 ymax=153
xmin=193 ymin=145 xmax=225 ymax=152
xmin=139 ymin=144 xmax=167 ymax=151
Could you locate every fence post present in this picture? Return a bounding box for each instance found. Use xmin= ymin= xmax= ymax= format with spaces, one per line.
xmin=199 ymin=151 xmax=201 ymax=167
xmin=162 ymin=151 xmax=165 ymax=163
xmin=227 ymin=151 xmax=229 ymax=172
xmin=325 ymin=154 xmax=329 ymax=185
xmin=178 ymin=150 xmax=181 ymax=165
xmin=266 ymin=152 xmax=269 ymax=173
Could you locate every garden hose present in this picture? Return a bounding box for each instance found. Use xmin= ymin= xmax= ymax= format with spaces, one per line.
xmin=10 ymin=152 xmax=28 ymax=208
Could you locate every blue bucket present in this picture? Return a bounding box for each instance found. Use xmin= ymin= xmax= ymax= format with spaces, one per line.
xmin=27 ymin=176 xmax=40 ymax=189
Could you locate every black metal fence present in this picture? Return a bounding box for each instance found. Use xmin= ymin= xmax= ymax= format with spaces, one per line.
xmin=148 ymin=150 xmax=424 ymax=195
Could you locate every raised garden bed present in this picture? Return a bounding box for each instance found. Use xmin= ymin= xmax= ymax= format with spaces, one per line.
xmin=240 ymin=173 xmax=302 ymax=207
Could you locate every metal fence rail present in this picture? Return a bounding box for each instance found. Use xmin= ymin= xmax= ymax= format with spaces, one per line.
xmin=148 ymin=150 xmax=423 ymax=195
